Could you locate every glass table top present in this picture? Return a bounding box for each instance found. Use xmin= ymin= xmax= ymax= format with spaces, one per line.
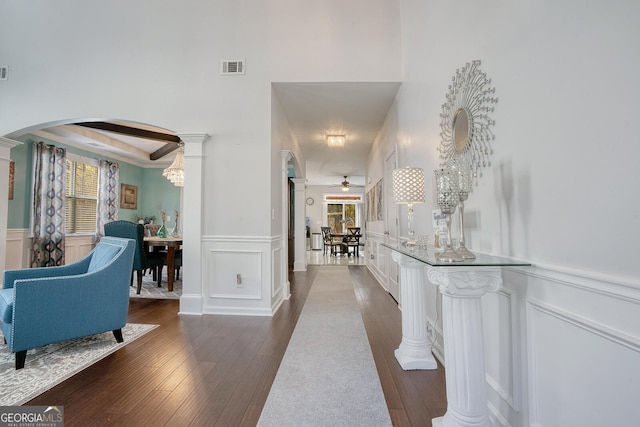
xmin=382 ymin=243 xmax=531 ymax=267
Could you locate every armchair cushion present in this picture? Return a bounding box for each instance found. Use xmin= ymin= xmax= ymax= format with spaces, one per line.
xmin=87 ymin=243 xmax=121 ymax=273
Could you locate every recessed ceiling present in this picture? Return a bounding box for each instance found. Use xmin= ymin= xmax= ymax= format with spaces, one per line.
xmin=273 ymin=82 xmax=401 ymax=186
xmin=13 ymin=120 xmax=180 ymax=168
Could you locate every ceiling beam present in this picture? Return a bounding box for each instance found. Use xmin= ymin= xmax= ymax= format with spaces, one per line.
xmin=150 ymin=143 xmax=180 ymax=160
xmin=75 ymin=121 xmax=181 ymax=144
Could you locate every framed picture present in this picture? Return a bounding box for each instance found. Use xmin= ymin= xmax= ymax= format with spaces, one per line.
xmin=8 ymin=161 xmax=14 ymax=200
xmin=120 ymin=183 xmax=138 ymax=209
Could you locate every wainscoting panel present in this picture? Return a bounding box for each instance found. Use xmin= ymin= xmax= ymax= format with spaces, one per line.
xmin=5 ymin=230 xmax=95 ymax=269
xmin=5 ymin=229 xmax=30 ymax=270
xmin=64 ymin=234 xmax=95 ymax=264
xmin=527 ymin=298 xmax=640 ymax=427
xmin=365 ymin=231 xmax=389 ymax=292
xmin=272 ymin=246 xmax=283 ymax=299
xmin=200 ymin=235 xmax=282 ymax=316
xmin=208 ymin=249 xmax=262 ymax=300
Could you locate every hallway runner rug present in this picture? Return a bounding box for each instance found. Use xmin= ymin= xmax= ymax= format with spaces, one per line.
xmin=258 ymin=266 xmax=392 ymax=426
xmin=0 ymin=323 xmax=157 ymax=406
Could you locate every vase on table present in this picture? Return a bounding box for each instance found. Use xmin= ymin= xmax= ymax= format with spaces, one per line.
xmin=434 ymin=168 xmax=463 ymax=263
xmin=157 ymin=222 xmax=169 ymax=238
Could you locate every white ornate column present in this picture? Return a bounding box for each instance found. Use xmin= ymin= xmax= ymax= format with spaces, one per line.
xmin=178 ymin=133 xmax=208 ymax=315
xmin=391 ymin=251 xmax=438 ymax=370
xmin=291 ymin=178 xmax=306 ymax=272
xmin=427 ymin=266 xmax=502 ymax=427
xmin=0 ymin=137 xmax=22 ymax=283
xmin=280 ymin=151 xmax=293 ymax=299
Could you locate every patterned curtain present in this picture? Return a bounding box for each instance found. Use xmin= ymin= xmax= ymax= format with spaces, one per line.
xmin=32 ymin=142 xmax=66 ymax=267
xmin=96 ymin=159 xmax=120 ymax=237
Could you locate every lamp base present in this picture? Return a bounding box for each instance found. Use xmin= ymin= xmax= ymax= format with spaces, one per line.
xmin=456 ymin=245 xmax=476 ymax=259
xmin=437 ymin=247 xmax=464 ymax=263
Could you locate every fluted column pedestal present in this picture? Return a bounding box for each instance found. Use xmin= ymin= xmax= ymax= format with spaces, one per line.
xmin=391 ymin=251 xmax=437 ymax=370
xmin=427 ymin=266 xmax=502 ymax=427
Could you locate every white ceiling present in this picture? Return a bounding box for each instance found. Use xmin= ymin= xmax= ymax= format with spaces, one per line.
xmin=273 ymin=82 xmax=401 ymax=186
xmin=14 ymin=82 xmax=401 ymax=183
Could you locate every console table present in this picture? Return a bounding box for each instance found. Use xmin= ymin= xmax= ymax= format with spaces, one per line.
xmin=383 ymin=243 xmax=530 ymax=427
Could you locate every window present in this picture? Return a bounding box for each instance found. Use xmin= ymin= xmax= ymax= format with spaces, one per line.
xmin=327 ymin=203 xmax=357 ymax=234
xmin=324 ymin=194 xmax=363 ymax=234
xmin=65 ymin=156 xmax=98 ymax=233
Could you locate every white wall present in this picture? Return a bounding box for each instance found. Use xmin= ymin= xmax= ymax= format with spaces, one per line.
xmin=0 ymin=0 xmax=402 ymax=315
xmin=392 ymin=0 xmax=640 ymax=278
xmin=364 ymin=1 xmax=640 ymax=425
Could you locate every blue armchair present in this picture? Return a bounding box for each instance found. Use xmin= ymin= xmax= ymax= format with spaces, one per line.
xmin=0 ymin=236 xmax=135 ymax=369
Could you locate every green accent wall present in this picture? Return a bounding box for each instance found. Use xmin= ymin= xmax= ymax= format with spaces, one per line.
xmin=6 ymin=139 xmax=32 ymax=229
xmin=7 ymin=136 xmax=180 ymax=229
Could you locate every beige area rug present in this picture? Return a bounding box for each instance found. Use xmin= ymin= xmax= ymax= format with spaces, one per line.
xmin=130 ymin=270 xmax=182 ymax=299
xmin=258 ymin=266 xmax=392 ymax=426
xmin=0 ymin=323 xmax=157 ymax=406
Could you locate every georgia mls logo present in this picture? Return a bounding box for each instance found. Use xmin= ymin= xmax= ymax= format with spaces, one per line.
xmin=0 ymin=406 xmax=64 ymax=426
xmin=44 ymin=406 xmax=63 ymax=419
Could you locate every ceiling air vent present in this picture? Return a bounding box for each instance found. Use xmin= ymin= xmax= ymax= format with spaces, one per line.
xmin=0 ymin=66 xmax=7 ymax=81
xmin=221 ymin=60 xmax=245 ymax=75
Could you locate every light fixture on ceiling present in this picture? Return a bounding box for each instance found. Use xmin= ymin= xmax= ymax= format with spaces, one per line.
xmin=163 ymin=144 xmax=184 ymax=187
xmin=326 ymin=134 xmax=346 ymax=147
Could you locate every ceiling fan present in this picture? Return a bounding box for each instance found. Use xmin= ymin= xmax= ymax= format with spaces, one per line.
xmin=331 ymin=176 xmax=364 ymax=192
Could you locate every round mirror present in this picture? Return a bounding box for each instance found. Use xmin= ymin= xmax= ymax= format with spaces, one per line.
xmin=452 ymin=108 xmax=470 ymax=153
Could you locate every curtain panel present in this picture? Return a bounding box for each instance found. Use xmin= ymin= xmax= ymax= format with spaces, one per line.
xmin=96 ymin=159 xmax=120 ymax=237
xmin=32 ymin=142 xmax=66 ymax=267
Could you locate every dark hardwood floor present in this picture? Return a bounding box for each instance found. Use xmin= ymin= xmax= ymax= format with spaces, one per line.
xmin=28 ymin=266 xmax=446 ymax=426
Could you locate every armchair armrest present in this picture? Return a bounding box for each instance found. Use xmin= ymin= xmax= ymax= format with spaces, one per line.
xmin=3 ymin=257 xmax=91 ymax=290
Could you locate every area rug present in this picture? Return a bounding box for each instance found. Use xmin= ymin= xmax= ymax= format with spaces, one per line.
xmin=0 ymin=323 xmax=158 ymax=406
xmin=258 ymin=266 xmax=392 ymax=426
xmin=129 ymin=271 xmax=182 ymax=299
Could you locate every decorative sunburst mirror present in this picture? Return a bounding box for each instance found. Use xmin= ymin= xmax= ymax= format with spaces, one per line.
xmin=438 ymin=60 xmax=498 ymax=181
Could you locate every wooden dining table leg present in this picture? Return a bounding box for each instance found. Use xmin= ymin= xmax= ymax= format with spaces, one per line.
xmin=166 ymin=246 xmax=175 ymax=292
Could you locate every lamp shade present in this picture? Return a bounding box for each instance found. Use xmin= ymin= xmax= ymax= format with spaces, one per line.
xmin=392 ymin=167 xmax=425 ymax=204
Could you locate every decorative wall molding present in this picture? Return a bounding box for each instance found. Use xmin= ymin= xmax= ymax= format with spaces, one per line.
xmin=484 ymin=288 xmax=521 ymax=412
xmin=206 ymin=249 xmax=263 ymax=300
xmin=199 ymin=236 xmax=283 ymax=317
xmin=5 ymin=228 xmax=31 ymax=270
xmin=512 ymin=262 xmax=640 ymax=303
xmin=528 ymin=298 xmax=640 ymax=353
xmin=201 ymin=235 xmax=279 ymax=244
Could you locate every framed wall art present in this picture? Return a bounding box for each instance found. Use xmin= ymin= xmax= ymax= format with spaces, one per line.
xmin=120 ymin=183 xmax=138 ymax=209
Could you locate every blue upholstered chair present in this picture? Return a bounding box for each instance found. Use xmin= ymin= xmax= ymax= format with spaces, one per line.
xmin=104 ymin=220 xmax=165 ymax=294
xmin=0 ymin=236 xmax=135 ymax=369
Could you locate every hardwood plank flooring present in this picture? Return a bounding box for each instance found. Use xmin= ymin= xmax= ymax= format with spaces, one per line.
xmin=27 ymin=266 xmax=446 ymax=426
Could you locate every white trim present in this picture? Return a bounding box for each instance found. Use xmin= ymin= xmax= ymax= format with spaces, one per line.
xmin=528 ymin=298 xmax=640 ymax=352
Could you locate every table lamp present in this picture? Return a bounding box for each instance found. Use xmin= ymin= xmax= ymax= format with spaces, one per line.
xmin=392 ymin=166 xmax=425 ymax=245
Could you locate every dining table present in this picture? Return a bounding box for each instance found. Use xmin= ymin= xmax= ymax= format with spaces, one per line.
xmin=143 ymin=236 xmax=182 ymax=292
xmin=330 ymin=232 xmax=362 ymax=256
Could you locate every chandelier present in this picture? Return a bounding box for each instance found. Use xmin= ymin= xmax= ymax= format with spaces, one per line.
xmin=163 ymin=144 xmax=184 ymax=187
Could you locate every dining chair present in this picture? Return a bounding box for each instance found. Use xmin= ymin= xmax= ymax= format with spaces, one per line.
xmin=104 ymin=220 xmax=165 ymax=294
xmin=321 ymin=227 xmax=344 ymax=256
xmin=345 ymin=227 xmax=361 ymax=257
